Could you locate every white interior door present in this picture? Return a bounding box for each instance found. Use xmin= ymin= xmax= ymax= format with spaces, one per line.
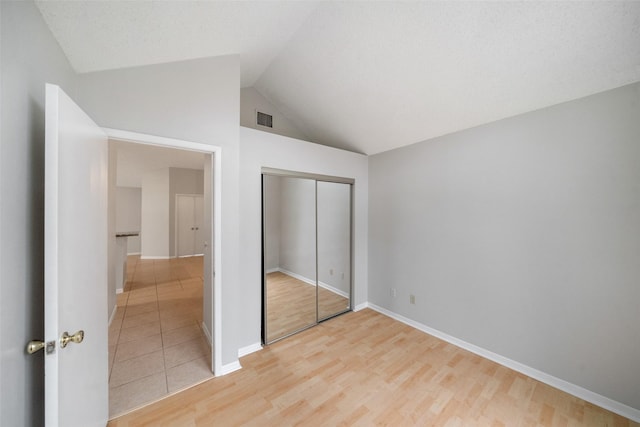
xmin=177 ymin=194 xmax=195 ymax=256
xmin=194 ymin=195 xmax=204 ymax=255
xmin=45 ymin=84 xmax=108 ymax=426
xmin=177 ymin=194 xmax=204 ymax=256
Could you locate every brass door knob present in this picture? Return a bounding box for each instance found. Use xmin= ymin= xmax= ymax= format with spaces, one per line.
xmin=27 ymin=341 xmax=45 ymax=354
xmin=26 ymin=340 xmax=55 ymax=355
xmin=60 ymin=330 xmax=84 ymax=348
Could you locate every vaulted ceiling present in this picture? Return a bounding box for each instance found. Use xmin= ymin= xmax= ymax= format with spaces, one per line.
xmin=36 ymin=1 xmax=640 ymax=155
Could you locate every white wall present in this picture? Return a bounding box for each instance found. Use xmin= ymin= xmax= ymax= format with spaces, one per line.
xmin=241 ymin=87 xmax=309 ymax=141
xmin=369 ymin=82 xmax=640 ymax=413
xmin=141 ymin=168 xmax=170 ymax=258
xmin=115 ymin=186 xmax=142 ymax=254
xmin=77 ymin=56 xmax=241 ymax=366
xmin=0 ymin=2 xmax=78 ymax=424
xmin=239 ymin=126 xmax=368 ymax=350
xmin=169 ymin=167 xmax=204 ymax=257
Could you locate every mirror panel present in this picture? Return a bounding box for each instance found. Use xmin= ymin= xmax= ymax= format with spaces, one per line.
xmin=263 ymin=175 xmax=317 ymax=343
xmin=317 ymin=181 xmax=351 ymax=320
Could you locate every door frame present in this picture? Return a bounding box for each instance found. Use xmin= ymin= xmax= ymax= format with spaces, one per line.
xmin=104 ymin=127 xmax=223 ymax=376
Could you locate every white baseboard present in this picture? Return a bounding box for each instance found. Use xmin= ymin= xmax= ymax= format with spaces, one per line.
xmin=238 ymin=342 xmax=263 ymax=358
xmin=178 ymin=253 xmax=204 ymax=258
xmin=108 ymin=304 xmax=118 ymax=326
xmin=116 ymin=277 xmax=126 ymax=294
xmin=127 ymin=252 xmax=141 ymax=256
xmin=265 ymin=267 xmax=280 ymax=274
xmin=200 ymin=322 xmax=212 ymax=346
xmin=219 ymin=361 xmax=242 ymax=376
xmin=140 ymin=255 xmax=171 ymax=260
xmin=200 ymin=322 xmax=241 ymax=377
xmin=366 ymin=303 xmax=640 ymax=423
xmin=353 ymin=301 xmax=369 ymax=312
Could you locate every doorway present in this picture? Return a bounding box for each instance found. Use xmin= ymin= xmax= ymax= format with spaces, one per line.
xmin=104 ymin=129 xmax=221 ymax=418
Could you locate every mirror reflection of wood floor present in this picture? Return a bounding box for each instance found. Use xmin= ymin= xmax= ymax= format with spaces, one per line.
xmin=266 ymin=271 xmax=349 ymax=342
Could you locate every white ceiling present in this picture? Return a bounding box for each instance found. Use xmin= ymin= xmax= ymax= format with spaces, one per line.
xmin=37 ymin=1 xmax=640 ymax=155
xmin=113 ymin=140 xmax=205 ymax=188
xmin=35 ymin=1 xmax=319 ymax=87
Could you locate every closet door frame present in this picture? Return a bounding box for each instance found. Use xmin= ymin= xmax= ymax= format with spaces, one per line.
xmin=261 ymin=168 xmax=355 ymax=345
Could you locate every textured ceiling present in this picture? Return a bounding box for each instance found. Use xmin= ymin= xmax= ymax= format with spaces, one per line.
xmin=37 ymin=1 xmax=640 ymax=155
xmin=35 ymin=1 xmax=319 ymax=87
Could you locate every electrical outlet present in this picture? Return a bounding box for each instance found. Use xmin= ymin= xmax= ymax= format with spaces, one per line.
xmin=390 ymin=288 xmax=397 ymax=298
xmin=410 ymin=294 xmax=416 ymax=304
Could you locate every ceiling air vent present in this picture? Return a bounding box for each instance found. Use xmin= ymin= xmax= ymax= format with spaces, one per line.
xmin=256 ymin=111 xmax=273 ymax=128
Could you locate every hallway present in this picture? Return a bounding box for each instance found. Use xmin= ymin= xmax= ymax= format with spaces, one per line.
xmin=108 ymin=255 xmax=212 ymax=417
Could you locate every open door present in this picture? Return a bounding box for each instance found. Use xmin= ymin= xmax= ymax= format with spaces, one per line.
xmin=44 ymin=84 xmax=109 ymax=426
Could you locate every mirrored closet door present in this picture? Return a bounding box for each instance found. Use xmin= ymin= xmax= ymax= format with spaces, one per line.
xmin=317 ymin=181 xmax=351 ymax=321
xmin=262 ymin=169 xmax=353 ymax=344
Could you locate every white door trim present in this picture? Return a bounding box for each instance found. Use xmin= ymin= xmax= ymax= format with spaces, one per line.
xmin=102 ymin=127 xmax=223 ymax=376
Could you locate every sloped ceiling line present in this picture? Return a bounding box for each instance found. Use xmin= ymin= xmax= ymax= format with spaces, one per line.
xmin=37 ymin=1 xmax=640 ymax=155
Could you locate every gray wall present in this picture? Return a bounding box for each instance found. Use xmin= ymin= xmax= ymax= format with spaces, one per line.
xmin=169 ymin=167 xmax=204 ymax=257
xmin=369 ymin=82 xmax=640 ymax=410
xmin=0 ymin=2 xmax=78 ymax=425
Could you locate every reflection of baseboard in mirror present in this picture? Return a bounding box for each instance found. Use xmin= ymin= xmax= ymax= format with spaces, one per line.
xmin=262 ymin=169 xmax=353 ymax=345
xmin=277 ymin=268 xmax=350 ymax=298
xmin=265 ymin=271 xmax=349 ymax=343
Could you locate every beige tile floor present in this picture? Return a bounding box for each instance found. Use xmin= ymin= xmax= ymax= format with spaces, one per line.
xmin=108 ymin=255 xmax=213 ymax=418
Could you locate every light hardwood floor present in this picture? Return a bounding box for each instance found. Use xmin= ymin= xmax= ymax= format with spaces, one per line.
xmin=108 ymin=255 xmax=212 ymax=418
xmin=108 ymin=308 xmax=638 ymax=426
xmin=266 ymin=271 xmax=349 ymax=342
